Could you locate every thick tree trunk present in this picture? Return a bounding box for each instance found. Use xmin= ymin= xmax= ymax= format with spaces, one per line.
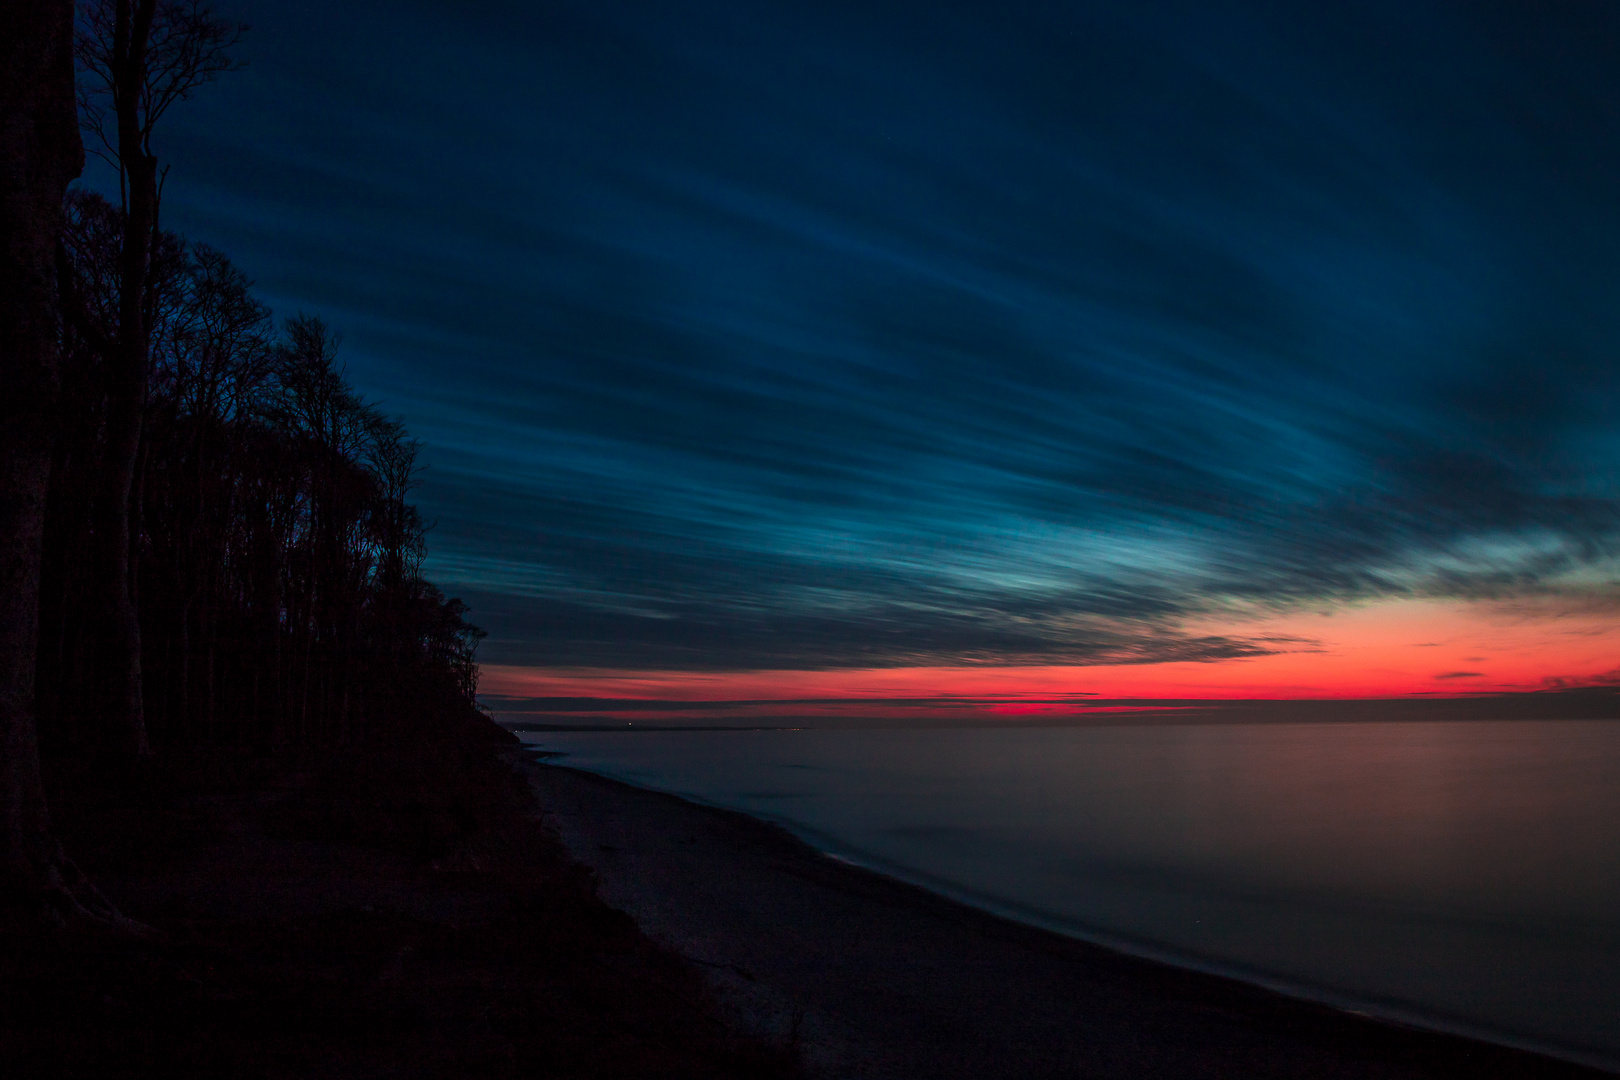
xmin=92 ymin=371 xmax=151 ymax=759
xmin=0 ymin=0 xmax=111 ymax=917
xmin=174 ymin=602 xmax=190 ymax=741
xmin=91 ymin=0 xmax=160 ymax=763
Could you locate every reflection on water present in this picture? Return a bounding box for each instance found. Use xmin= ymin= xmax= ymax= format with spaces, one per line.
xmin=521 ymin=721 xmax=1620 ymax=1064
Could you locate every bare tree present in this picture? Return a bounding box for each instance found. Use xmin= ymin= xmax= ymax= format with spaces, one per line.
xmin=73 ymin=0 xmax=245 ymax=763
xmin=77 ymin=0 xmax=245 ymax=208
xmin=0 ymin=0 xmax=127 ymax=922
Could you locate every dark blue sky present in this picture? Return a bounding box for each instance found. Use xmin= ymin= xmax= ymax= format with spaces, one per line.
xmin=112 ymin=0 xmax=1620 ymax=675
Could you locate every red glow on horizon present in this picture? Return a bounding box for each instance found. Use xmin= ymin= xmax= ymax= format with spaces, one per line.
xmin=986 ymin=703 xmax=1199 ymax=715
xmin=481 ymin=597 xmax=1620 ymax=720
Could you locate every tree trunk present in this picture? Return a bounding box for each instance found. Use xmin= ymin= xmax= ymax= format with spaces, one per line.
xmin=0 ymin=0 xmax=120 ymax=920
xmin=175 ymin=601 xmax=190 ymax=743
xmin=91 ymin=0 xmax=160 ymax=763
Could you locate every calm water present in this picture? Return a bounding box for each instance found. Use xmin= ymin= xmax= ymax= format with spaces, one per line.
xmin=519 ymin=721 xmax=1620 ymax=1066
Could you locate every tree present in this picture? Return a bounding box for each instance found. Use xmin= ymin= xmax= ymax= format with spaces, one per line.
xmin=3 ymin=0 xmax=483 ymax=924
xmin=0 ymin=0 xmax=125 ymax=922
xmin=73 ymin=0 xmax=245 ymax=763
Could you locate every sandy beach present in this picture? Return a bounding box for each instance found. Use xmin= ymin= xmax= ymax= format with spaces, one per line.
xmin=527 ymin=759 xmax=1613 ymax=1080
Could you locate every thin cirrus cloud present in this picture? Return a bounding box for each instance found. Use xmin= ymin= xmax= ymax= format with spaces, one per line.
xmin=125 ymin=0 xmax=1620 ymax=689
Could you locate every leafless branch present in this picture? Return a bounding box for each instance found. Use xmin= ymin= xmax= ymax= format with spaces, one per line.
xmin=75 ymin=0 xmax=249 ymax=176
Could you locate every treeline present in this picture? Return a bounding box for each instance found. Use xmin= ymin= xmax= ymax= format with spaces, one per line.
xmin=2 ymin=1 xmax=494 ymax=917
xmin=37 ymin=189 xmax=484 ymax=760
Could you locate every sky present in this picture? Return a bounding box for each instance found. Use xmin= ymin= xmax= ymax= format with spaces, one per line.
xmin=103 ymin=0 xmax=1620 ymax=722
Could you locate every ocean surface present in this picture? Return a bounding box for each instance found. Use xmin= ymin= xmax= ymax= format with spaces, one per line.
xmin=517 ymin=720 xmax=1620 ymax=1067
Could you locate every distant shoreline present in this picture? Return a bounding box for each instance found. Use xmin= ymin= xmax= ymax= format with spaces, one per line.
xmin=527 ymin=757 xmax=1618 ymax=1078
xmin=499 ymin=706 xmax=1620 ymax=732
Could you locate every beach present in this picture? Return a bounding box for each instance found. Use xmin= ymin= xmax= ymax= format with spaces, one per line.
xmin=6 ymin=726 xmax=1610 ymax=1078
xmin=527 ymin=759 xmax=1612 ymax=1079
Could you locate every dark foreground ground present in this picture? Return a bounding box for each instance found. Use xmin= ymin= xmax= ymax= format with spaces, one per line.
xmin=529 ymin=761 xmax=1618 ymax=1080
xmin=4 ymin=720 xmax=1614 ymax=1080
xmin=0 ymin=721 xmax=797 ymax=1079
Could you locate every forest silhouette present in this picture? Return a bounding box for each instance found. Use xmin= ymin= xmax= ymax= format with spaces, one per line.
xmin=0 ymin=6 xmax=801 ymax=1074
xmin=29 ymin=0 xmax=482 ymax=777
xmin=42 ymin=187 xmax=486 ymax=762
xmin=0 ymin=0 xmax=483 ymax=927
xmin=0 ymin=0 xmax=553 ymax=939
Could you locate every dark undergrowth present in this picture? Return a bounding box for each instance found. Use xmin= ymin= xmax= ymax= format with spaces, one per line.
xmin=0 ymin=709 xmax=801 ymax=1079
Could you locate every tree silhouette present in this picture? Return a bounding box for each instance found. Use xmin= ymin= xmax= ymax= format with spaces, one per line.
xmin=0 ymin=0 xmax=129 ymax=923
xmin=41 ymin=200 xmax=486 ymax=760
xmin=70 ymin=0 xmax=246 ymax=765
xmin=5 ymin=0 xmax=486 ymax=926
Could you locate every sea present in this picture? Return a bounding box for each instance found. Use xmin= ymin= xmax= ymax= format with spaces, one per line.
xmin=516 ymin=720 xmax=1620 ymax=1069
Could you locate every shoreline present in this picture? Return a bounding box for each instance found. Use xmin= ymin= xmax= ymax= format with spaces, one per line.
xmin=527 ymin=758 xmax=1617 ymax=1079
xmin=786 ymin=826 xmax=1620 ymax=1075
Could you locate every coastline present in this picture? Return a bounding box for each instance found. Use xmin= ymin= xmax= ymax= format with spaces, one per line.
xmin=527 ymin=758 xmax=1617 ymax=1079
xmin=741 ymin=818 xmax=1620 ymax=1075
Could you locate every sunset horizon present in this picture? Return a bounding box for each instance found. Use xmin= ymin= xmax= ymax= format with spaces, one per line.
xmin=480 ymin=591 xmax=1620 ymax=723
